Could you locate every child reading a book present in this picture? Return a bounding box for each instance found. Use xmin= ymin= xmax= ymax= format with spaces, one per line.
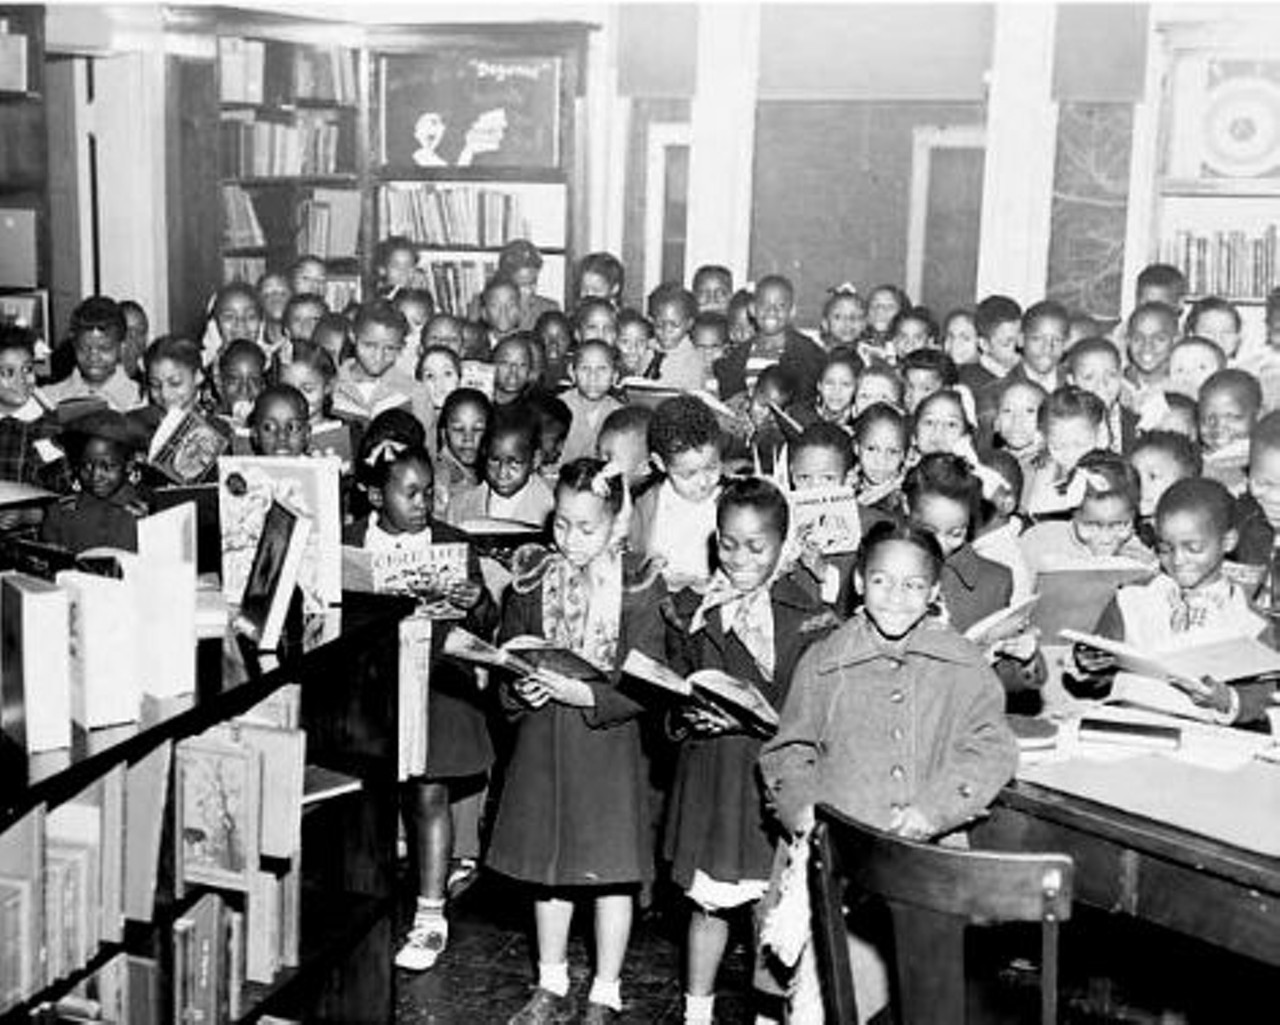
xmin=279 ymin=342 xmax=351 ymax=467
xmin=561 ymin=339 xmax=624 ymax=464
xmin=446 ymin=405 xmax=554 ymax=529
xmin=662 ymin=477 xmax=840 ymax=1025
xmin=45 ymin=296 xmax=144 ymax=413
xmin=1018 ymin=450 xmax=1157 ymax=583
xmin=758 ymin=519 xmax=1018 ymax=1024
xmin=1198 ymin=368 xmax=1261 ymax=494
xmin=906 ymin=453 xmax=1046 ymax=699
xmin=433 ymin=387 xmax=491 ymax=519
xmin=1071 ymin=477 xmax=1276 ymax=726
xmin=41 ymin=410 xmax=149 ymax=553
xmin=852 ymin=402 xmax=908 ymax=514
xmin=133 ymin=335 xmax=232 ymax=485
xmin=332 ymin=300 xmax=432 ymax=433
xmin=0 ymin=324 xmax=58 ymax=490
xmin=345 ymin=423 xmax=498 ymax=974
xmin=248 ymin=385 xmax=311 ymax=458
xmin=647 ymin=283 xmax=707 ymax=393
xmin=486 ymin=458 xmax=667 ymax=1024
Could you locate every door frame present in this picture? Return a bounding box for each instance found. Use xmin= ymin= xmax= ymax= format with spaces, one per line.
xmin=906 ymin=124 xmax=986 ymax=303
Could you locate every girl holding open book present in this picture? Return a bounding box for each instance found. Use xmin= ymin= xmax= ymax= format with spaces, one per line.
xmin=661 ymin=477 xmax=839 ymax=1025
xmin=485 ymin=457 xmax=667 ymax=1025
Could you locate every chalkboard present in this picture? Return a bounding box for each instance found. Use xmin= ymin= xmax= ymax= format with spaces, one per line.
xmin=380 ymin=52 xmax=561 ymax=170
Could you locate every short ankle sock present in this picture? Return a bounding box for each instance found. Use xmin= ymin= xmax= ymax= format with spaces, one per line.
xmin=416 ymin=896 xmax=446 ymax=917
xmin=538 ymin=961 xmax=570 ymax=997
xmin=684 ymin=993 xmax=714 ymax=1024
xmin=588 ymin=977 xmax=622 ymax=1012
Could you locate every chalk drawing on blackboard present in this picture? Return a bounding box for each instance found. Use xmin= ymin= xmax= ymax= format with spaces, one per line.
xmin=382 ymin=53 xmax=560 ymax=170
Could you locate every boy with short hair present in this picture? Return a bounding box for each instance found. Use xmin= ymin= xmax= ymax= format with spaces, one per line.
xmin=498 ymin=238 xmax=561 ymax=331
xmin=1123 ymin=301 xmax=1179 ymax=404
xmin=1199 ymin=367 xmax=1262 ymax=493
xmin=1064 ymin=337 xmax=1136 ymax=455
xmin=375 ymin=234 xmax=419 ymax=299
xmin=479 ymin=276 xmax=522 ymax=353
xmin=332 ymin=299 xmax=432 ymax=432
xmin=713 ymin=274 xmax=826 ymax=405
xmin=691 ymin=264 xmax=733 ymax=315
xmin=559 ymin=339 xmax=623 ymax=464
xmin=1022 ymin=385 xmax=1110 ymax=517
xmin=629 ymin=394 xmax=725 ymax=589
xmin=576 ymin=251 xmax=625 ymax=305
xmin=1167 ymin=336 xmax=1227 ymax=400
xmin=1183 ymin=296 xmax=1243 ymax=362
xmin=597 ymin=404 xmax=656 ymax=495
xmin=445 ymin=403 xmax=554 ymax=529
xmin=1134 ymin=262 xmax=1188 ymax=311
xmin=1013 ymin=300 xmax=1069 ymax=393
xmin=646 ymin=282 xmax=707 ymax=393
xmin=899 ymin=348 xmax=959 ymax=415
xmin=45 ymin=296 xmax=143 ymax=412
xmin=968 ymin=294 xmax=1024 ymax=431
xmin=491 ymin=333 xmax=535 ymax=407
xmin=1072 ymin=477 xmax=1275 ymax=727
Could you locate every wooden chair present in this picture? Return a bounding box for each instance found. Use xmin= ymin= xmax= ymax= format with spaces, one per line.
xmin=809 ymin=803 xmax=1073 ymax=1025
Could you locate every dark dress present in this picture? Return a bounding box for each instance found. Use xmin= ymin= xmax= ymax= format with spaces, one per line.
xmin=712 ymin=328 xmax=827 ymax=404
xmin=485 ymin=556 xmax=667 ymax=888
xmin=39 ymin=488 xmax=144 ymax=553
xmin=662 ymin=574 xmax=839 ymax=890
xmin=343 ymin=516 xmax=499 ymax=780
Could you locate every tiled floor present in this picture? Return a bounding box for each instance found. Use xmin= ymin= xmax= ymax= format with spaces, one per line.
xmin=396 ymin=873 xmax=1276 ymax=1024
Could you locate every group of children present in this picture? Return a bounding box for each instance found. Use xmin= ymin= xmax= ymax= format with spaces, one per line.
xmin=7 ymin=244 xmax=1280 ymax=1024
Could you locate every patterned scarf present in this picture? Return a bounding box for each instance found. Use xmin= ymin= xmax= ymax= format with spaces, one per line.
xmin=1164 ymin=574 xmax=1236 ymax=634
xmin=690 ymin=570 xmax=777 ymax=678
xmin=541 ymin=549 xmax=623 ymax=671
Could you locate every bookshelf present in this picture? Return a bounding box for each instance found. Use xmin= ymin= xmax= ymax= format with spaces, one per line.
xmin=0 ymin=6 xmax=51 ymax=361
xmin=0 ymin=592 xmax=413 ymax=1025
xmin=166 ymin=12 xmax=591 ymax=333
xmin=1151 ymin=25 xmax=1280 ymax=324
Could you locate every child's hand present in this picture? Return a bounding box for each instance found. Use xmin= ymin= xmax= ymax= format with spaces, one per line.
xmin=990 ymin=629 xmax=1039 ymax=663
xmin=682 ymin=705 xmax=736 ymax=736
xmin=1073 ymin=642 xmax=1116 ymax=675
xmin=1171 ymin=674 xmax=1233 ymax=716
xmin=888 ymin=804 xmax=934 ymax=840
xmin=513 ymin=675 xmax=552 ymax=709
xmin=534 ymin=668 xmax=596 ymax=709
xmin=444 ymin=579 xmax=484 ymax=610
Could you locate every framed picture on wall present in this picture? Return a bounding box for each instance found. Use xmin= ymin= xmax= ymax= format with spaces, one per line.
xmin=379 ymin=51 xmax=562 ymax=170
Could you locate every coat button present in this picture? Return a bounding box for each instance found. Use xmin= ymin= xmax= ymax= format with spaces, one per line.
xmin=890 ymin=802 xmax=905 ymax=814
xmin=890 ymin=765 xmax=906 ymax=780
xmin=890 ymin=726 xmax=904 ymax=741
xmin=959 ymin=783 xmax=974 ymax=798
xmin=889 ymin=689 xmax=905 ymax=703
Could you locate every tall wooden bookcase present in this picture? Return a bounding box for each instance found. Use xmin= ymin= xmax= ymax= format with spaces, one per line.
xmin=0 ymin=6 xmax=51 ymax=361
xmin=0 ymin=594 xmax=412 ymax=1025
xmin=165 ymin=9 xmax=591 ymax=337
xmin=1150 ymin=20 xmax=1280 ymax=331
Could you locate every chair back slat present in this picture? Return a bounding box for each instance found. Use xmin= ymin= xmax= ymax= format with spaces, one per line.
xmin=810 ymin=803 xmax=1075 ymax=1025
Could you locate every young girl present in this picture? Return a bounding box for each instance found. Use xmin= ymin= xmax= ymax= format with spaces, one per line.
xmin=991 ymin=378 xmax=1047 ymax=474
xmin=487 ymin=459 xmax=668 ymax=1024
xmin=344 ymin=422 xmax=497 ymax=973
xmin=818 ymin=286 xmax=868 ymax=354
xmin=912 ymin=388 xmax=973 ymax=458
xmin=759 ymin=520 xmax=1018 ymax=1025
xmin=279 ymin=342 xmax=352 ymax=466
xmin=433 ymin=387 xmax=491 ymax=518
xmin=852 ymin=363 xmax=903 ymax=415
xmin=860 ymin=284 xmax=909 ymax=364
xmin=1072 ymin=478 xmax=1276 ymax=726
xmin=417 ymin=344 xmax=462 ymax=415
xmin=534 ymin=309 xmax=574 ymax=388
xmin=1022 ymin=385 xmax=1110 ymax=518
xmin=890 ymin=305 xmax=940 ymax=361
xmin=616 ymin=307 xmax=657 ymax=379
xmin=852 ymin=402 xmax=908 ymax=514
xmin=944 ymin=308 xmax=980 ymax=374
xmin=790 ymin=351 xmax=860 ymax=433
xmin=445 ymin=406 xmax=555 ymax=529
xmin=248 ymin=385 xmax=311 ymax=458
xmin=256 ymin=271 xmax=292 ymax=353
xmin=663 ymin=478 xmax=839 ymax=1025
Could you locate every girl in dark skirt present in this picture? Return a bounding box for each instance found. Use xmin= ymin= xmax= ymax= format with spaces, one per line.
xmin=662 ymin=478 xmax=838 ymax=1025
xmin=486 ymin=458 xmax=667 ymax=1025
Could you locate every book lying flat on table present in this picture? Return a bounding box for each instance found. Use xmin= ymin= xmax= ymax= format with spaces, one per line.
xmin=442 ymin=628 xmax=601 ymax=707
xmin=620 ymin=649 xmax=780 ymax=739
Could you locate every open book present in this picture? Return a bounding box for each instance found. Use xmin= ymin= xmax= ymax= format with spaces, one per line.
xmin=442 ymin=628 xmax=601 ymax=707
xmin=964 ymin=594 xmax=1040 ymax=647
xmin=1061 ymin=629 xmax=1280 ymax=686
xmin=620 ymin=649 xmax=780 ymax=739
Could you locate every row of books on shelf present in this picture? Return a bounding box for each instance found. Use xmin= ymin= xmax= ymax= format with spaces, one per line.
xmin=417 ymin=256 xmax=498 ymax=317
xmin=1160 ymin=225 xmax=1280 ymax=301
xmin=379 ymin=183 xmax=543 ymax=249
xmin=295 ymin=190 xmax=362 ymax=260
xmin=218 ymin=36 xmax=357 ymax=107
xmin=219 ymin=260 xmax=361 ymax=314
xmin=219 ymin=113 xmax=349 ymax=180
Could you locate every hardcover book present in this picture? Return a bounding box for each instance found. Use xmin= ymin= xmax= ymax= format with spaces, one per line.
xmin=175 ymin=735 xmax=261 ymax=894
xmin=232 ymin=498 xmax=312 ymax=651
xmin=147 ymin=407 xmax=229 ymax=485
xmin=620 ymin=648 xmax=780 ymax=739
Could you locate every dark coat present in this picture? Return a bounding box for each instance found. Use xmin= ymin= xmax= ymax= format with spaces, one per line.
xmin=344 ymin=515 xmax=499 ymax=779
xmin=662 ymin=573 xmax=840 ymax=889
xmin=485 ymin=556 xmax=668 ymax=887
xmin=712 ymin=328 xmax=827 ymax=403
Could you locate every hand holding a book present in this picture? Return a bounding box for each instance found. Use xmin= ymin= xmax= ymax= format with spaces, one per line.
xmin=516 ymin=667 xmax=596 ymax=709
xmin=443 ymin=578 xmax=484 ymax=611
xmin=1169 ymin=673 xmax=1232 ymax=715
xmin=988 ymin=628 xmax=1038 ymax=663
xmin=1073 ymin=642 xmax=1117 ymax=675
xmin=681 ymin=703 xmax=738 ymax=737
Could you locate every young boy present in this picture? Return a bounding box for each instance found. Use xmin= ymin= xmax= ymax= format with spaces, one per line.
xmin=992 ymin=378 xmax=1047 ymax=472
xmin=479 ymin=276 xmax=523 ymax=353
xmin=45 ymin=297 xmax=144 ymax=413
xmin=559 ymin=338 xmax=623 ymax=463
xmin=596 ymin=404 xmax=656 ymax=496
xmin=290 ymin=255 xmax=328 ymax=299
xmin=574 ymin=298 xmax=620 ymax=347
xmin=644 ymin=283 xmax=706 ymax=393
xmin=498 ymin=238 xmax=561 ymax=331
xmin=375 ymin=234 xmax=420 ymax=299
xmin=1072 ymin=477 xmax=1275 ymax=727
xmin=1199 ymin=367 xmax=1262 ymax=493
xmin=1232 ymin=411 xmax=1280 ymax=593
xmin=576 ymin=251 xmax=625 ymax=306
xmin=282 ymin=292 xmax=328 ymax=352
xmin=215 ymin=340 xmax=268 ymax=452
xmin=692 ymin=264 xmax=733 ymax=315
xmin=1134 ymin=262 xmax=1188 ymax=312
xmin=691 ymin=312 xmax=729 ymax=391
xmin=1123 ymin=301 xmax=1179 ymax=404
xmin=525 ymin=390 xmax=571 ymax=486
xmin=713 ymin=275 xmax=826 ymax=405
xmin=331 ymin=299 xmax=433 ymax=432
xmin=899 ymin=348 xmax=959 ymax=415
xmin=629 ymin=394 xmax=724 ymax=590
xmin=1013 ymin=300 xmax=1069 ymax=393
xmin=1022 ymin=385 xmax=1110 ymax=517
xmin=491 ymin=334 xmax=535 ymax=407
xmin=1166 ymin=335 xmax=1227 ymax=400
xmin=968 ymin=294 xmax=1024 ymax=431
xmin=445 ymin=404 xmax=554 ymax=529
xmin=1064 ymin=337 xmax=1136 ymax=455
xmin=616 ymin=308 xmax=657 ymax=378
xmin=1183 ymin=296 xmax=1243 ymax=363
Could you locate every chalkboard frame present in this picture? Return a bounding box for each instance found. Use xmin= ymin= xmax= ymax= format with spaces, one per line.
xmin=378 ymin=50 xmax=564 ymax=173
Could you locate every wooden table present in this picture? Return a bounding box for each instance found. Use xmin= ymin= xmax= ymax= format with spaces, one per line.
xmin=973 ymin=774 xmax=1280 ymax=967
